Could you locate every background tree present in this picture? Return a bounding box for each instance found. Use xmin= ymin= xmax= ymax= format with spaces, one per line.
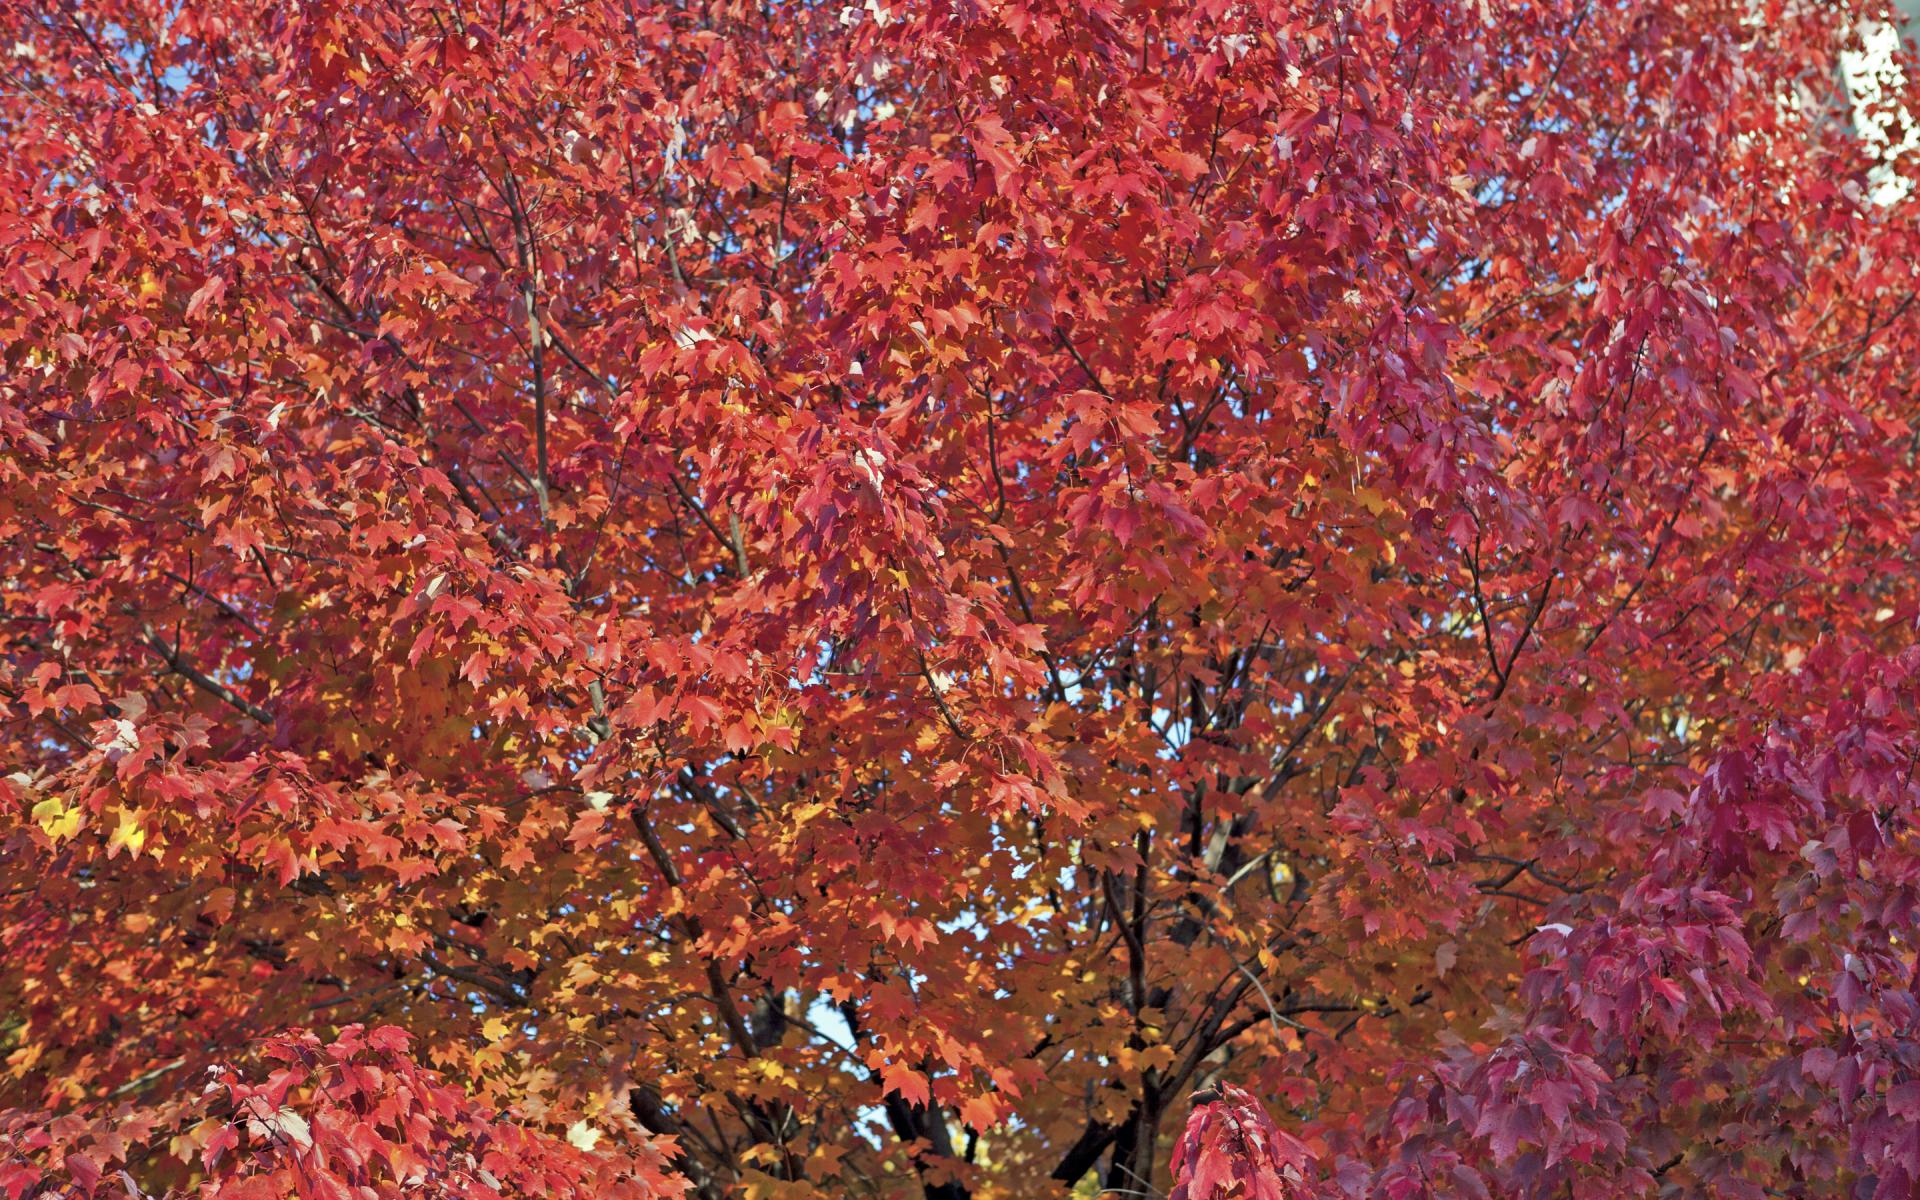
xmin=3 ymin=0 xmax=1919 ymax=1197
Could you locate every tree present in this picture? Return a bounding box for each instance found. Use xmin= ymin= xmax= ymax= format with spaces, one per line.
xmin=2 ymin=0 xmax=1918 ymax=1196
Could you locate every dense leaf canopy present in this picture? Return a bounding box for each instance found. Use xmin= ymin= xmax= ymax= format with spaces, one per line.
xmin=3 ymin=0 xmax=1920 ymax=1197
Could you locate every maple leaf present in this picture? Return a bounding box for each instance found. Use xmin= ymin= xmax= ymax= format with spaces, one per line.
xmin=880 ymin=1061 xmax=931 ymax=1109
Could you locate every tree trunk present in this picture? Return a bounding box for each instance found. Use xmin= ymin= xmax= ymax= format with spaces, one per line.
xmin=1104 ymin=1094 xmax=1164 ymax=1197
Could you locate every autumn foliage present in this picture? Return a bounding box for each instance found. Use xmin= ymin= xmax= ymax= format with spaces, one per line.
xmin=3 ymin=0 xmax=1920 ymax=1196
xmin=1170 ymin=1086 xmax=1312 ymax=1200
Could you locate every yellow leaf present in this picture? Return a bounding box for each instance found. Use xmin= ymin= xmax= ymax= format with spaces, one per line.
xmin=790 ymin=800 xmax=827 ymax=825
xmin=32 ymin=797 xmax=82 ymax=841
xmin=107 ymin=807 xmax=146 ymax=858
xmin=566 ymin=1119 xmax=601 ymax=1151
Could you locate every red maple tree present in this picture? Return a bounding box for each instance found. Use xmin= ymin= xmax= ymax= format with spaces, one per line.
xmin=3 ymin=1 xmax=1919 ymax=1197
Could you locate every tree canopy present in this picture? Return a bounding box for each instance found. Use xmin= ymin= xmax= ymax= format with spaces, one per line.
xmin=4 ymin=0 xmax=1920 ymax=1197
